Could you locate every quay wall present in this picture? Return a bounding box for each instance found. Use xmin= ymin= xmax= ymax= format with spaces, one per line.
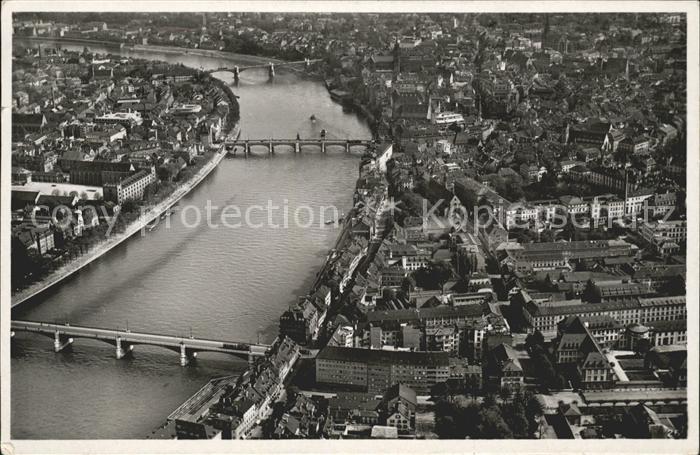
xmin=11 ymin=124 xmax=239 ymax=309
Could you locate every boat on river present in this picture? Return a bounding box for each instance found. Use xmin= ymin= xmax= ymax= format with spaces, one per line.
xmin=324 ymin=211 xmax=345 ymax=225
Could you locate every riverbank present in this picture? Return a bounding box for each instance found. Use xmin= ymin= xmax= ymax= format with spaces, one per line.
xmin=149 ymin=186 xmax=357 ymax=438
xmin=16 ymin=36 xmax=324 ymax=83
xmin=323 ymin=79 xmax=381 ymax=139
xmin=16 ymin=36 xmax=286 ymax=68
xmin=11 ymin=124 xmax=239 ymax=309
xmin=11 ymin=39 xmax=374 ymax=438
xmin=327 ymin=93 xmax=382 ymax=140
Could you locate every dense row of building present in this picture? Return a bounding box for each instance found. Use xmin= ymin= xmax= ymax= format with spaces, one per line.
xmin=19 ymin=11 xmax=687 ymax=440
xmin=10 ymin=45 xmax=238 ymax=290
xmin=166 ymin=337 xmax=300 ymax=439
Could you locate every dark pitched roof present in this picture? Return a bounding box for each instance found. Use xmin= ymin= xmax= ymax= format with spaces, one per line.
xmin=382 ymin=383 xmax=417 ymax=406
xmin=558 ymin=401 xmax=582 ymax=417
xmin=64 ymin=159 xmax=135 ymax=173
xmin=581 ymin=351 xmax=609 ymax=369
xmin=317 ymin=346 xmax=449 ymax=367
xmin=646 ymin=319 xmax=686 ymax=333
xmin=12 ymin=189 xmax=41 ymax=205
xmin=366 ymin=304 xmax=483 ymax=323
xmin=12 ymin=113 xmax=46 ymax=126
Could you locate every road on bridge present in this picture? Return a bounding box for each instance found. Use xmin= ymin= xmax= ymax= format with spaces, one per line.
xmin=11 ymin=320 xmax=269 ymax=355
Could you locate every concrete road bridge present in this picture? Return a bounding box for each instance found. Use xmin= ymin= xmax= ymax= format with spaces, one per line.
xmin=11 ymin=320 xmax=270 ymax=366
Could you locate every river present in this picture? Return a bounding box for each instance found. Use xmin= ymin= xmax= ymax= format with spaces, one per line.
xmin=10 ymin=40 xmax=372 ymax=439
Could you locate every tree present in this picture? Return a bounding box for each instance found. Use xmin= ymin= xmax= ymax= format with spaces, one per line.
xmin=483 ymin=393 xmax=498 ymax=408
xmin=658 ymin=274 xmax=685 ymax=296
xmin=436 ymin=414 xmax=458 ymax=438
xmin=498 ymin=386 xmax=512 ymax=404
xmin=11 ymin=236 xmax=37 ymax=289
xmin=448 ymin=122 xmax=463 ymax=133
xmin=635 ymin=338 xmax=652 ymax=356
xmin=582 ymin=280 xmax=601 ymax=302
xmin=503 ymin=176 xmax=525 ymax=201
xmin=477 ymin=407 xmax=513 ymax=439
xmin=400 ymin=275 xmax=415 ymax=295
xmin=466 ymin=374 xmax=481 ymax=399
xmin=157 ymin=163 xmax=179 ymax=182
xmin=430 ymin=382 xmax=449 ymax=401
xmin=399 ymin=191 xmax=427 ymax=218
xmin=433 ymin=400 xmax=463 ymax=438
xmin=120 ymin=200 xmax=138 ymax=214
xmin=539 ymin=228 xmax=557 ymax=243
xmin=528 ymin=342 xmax=560 ymax=389
xmin=414 ymin=261 xmax=453 ymax=291
xmin=455 ymin=189 xmax=477 ymax=216
xmin=555 ymin=373 xmax=569 ymax=389
xmin=525 ymin=394 xmax=545 ymax=436
xmin=455 ymin=250 xmax=474 ymax=279
xmin=261 ymin=401 xmax=286 ymax=438
xmin=434 ymin=399 xmax=483 ymax=439
xmin=524 ymin=331 xmax=545 ymax=352
xmin=503 ymin=400 xmax=530 ymax=438
xmin=511 ymin=227 xmax=538 ymax=243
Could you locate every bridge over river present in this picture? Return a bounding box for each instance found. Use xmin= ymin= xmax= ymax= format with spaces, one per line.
xmin=225 ymin=138 xmax=374 ymax=155
xmin=11 ymin=320 xmax=270 ymax=366
xmin=208 ymin=58 xmax=323 ymax=79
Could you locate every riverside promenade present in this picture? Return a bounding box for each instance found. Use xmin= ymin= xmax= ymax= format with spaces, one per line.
xmin=11 ymin=125 xmax=239 ymax=309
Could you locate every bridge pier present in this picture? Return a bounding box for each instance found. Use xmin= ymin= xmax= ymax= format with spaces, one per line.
xmin=345 ymin=142 xmax=350 ymax=153
xmin=269 ymin=139 xmax=274 ymax=154
xmin=321 ymin=141 xmax=326 ymax=154
xmin=180 ymin=344 xmax=189 ymax=366
xmin=244 ymin=141 xmax=249 ymax=157
xmin=180 ymin=344 xmax=197 ymax=366
xmin=54 ymin=331 xmax=73 ymax=352
xmin=233 ymin=66 xmax=240 ymax=82
xmin=268 ymin=63 xmax=275 ymax=78
xmin=295 ymin=141 xmax=301 ymax=153
xmin=115 ymin=337 xmax=134 ymax=359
